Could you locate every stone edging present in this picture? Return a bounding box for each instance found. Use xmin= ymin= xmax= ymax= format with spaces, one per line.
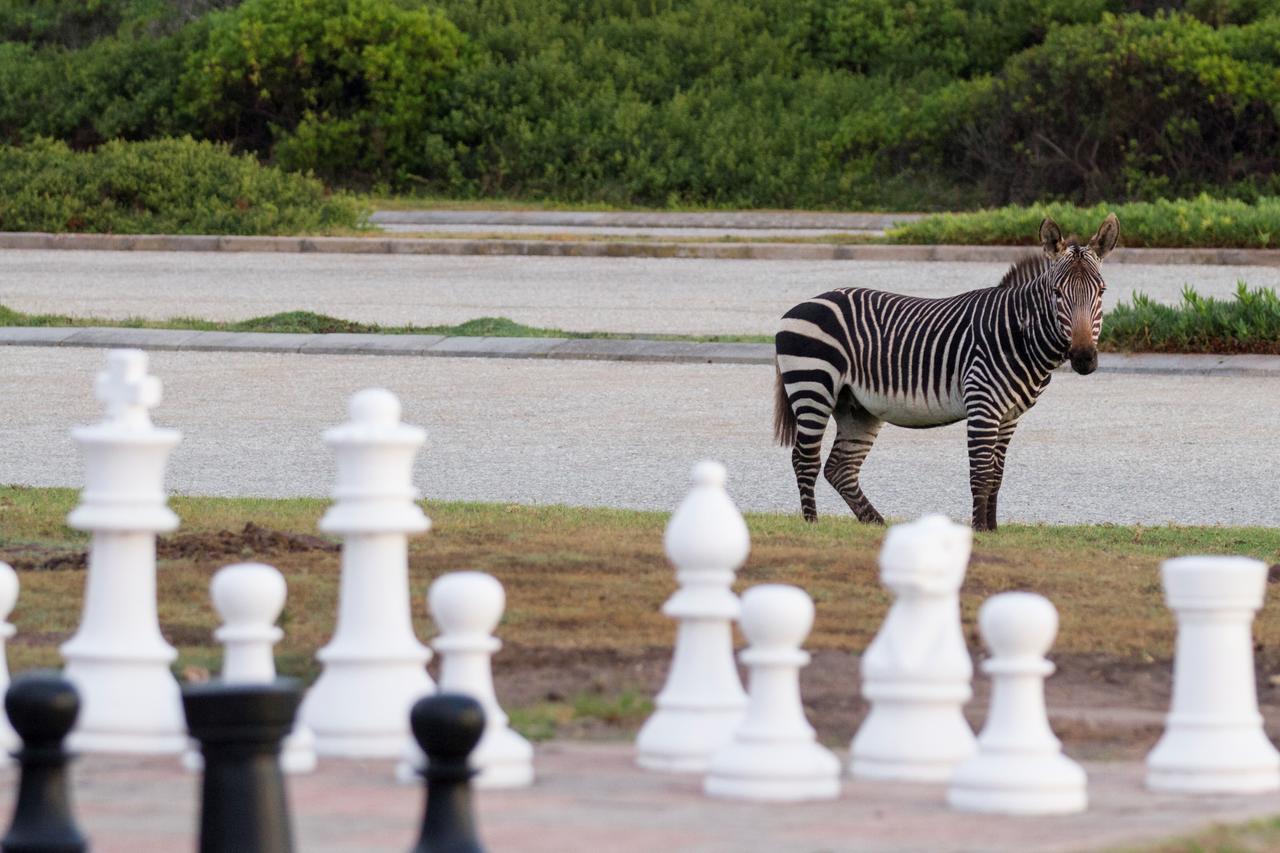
xmin=2 ymin=326 xmax=1277 ymax=375
xmin=1 ymin=231 xmax=1278 ymax=266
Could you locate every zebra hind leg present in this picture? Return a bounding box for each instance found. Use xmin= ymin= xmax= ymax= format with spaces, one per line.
xmin=788 ymin=401 xmax=833 ymax=523
xmin=824 ymin=403 xmax=885 ymax=525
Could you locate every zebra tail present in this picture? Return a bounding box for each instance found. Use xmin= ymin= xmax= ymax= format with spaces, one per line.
xmin=773 ymin=365 xmax=797 ymax=447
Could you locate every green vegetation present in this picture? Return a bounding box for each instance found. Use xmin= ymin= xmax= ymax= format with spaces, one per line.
xmin=0 ymin=137 xmax=366 ymax=234
xmin=1103 ymin=283 xmax=1280 ymax=355
xmin=1131 ymin=815 xmax=1280 ymax=852
xmin=890 ymin=197 xmax=1280 ymax=249
xmin=6 ymin=284 xmax=1280 ymax=355
xmin=5 ymin=1 xmax=1280 ymax=211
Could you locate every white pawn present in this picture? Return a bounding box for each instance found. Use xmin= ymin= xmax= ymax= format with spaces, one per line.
xmin=705 ymin=585 xmax=839 ymax=801
xmin=0 ymin=563 xmax=18 ymax=765
xmin=400 ymin=572 xmax=533 ymax=787
xmin=636 ymin=461 xmax=749 ymax=772
xmin=184 ymin=563 xmax=316 ymax=773
xmin=1146 ymin=556 xmax=1280 ymax=793
xmin=850 ymin=514 xmax=976 ymax=782
xmin=948 ymin=592 xmax=1086 ymax=814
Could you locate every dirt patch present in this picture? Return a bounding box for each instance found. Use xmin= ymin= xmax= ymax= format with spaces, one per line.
xmin=0 ymin=523 xmax=337 ymax=571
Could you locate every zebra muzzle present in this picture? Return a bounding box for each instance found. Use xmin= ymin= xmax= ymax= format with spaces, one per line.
xmin=1069 ymin=347 xmax=1098 ymax=375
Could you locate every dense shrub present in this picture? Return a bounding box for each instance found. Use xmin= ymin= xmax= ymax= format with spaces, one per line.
xmin=1102 ymin=283 xmax=1280 ymax=354
xmin=0 ymin=137 xmax=366 ymax=234
xmin=183 ymin=0 xmax=466 ymax=184
xmin=889 ymin=196 xmax=1280 ymax=248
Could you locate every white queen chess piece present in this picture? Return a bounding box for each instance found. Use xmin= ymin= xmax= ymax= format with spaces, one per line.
xmin=1146 ymin=556 xmax=1280 ymax=793
xmin=60 ymin=349 xmax=186 ymax=753
xmin=400 ymin=572 xmax=533 ymax=787
xmin=184 ymin=563 xmax=317 ymax=774
xmin=849 ymin=514 xmax=977 ymax=781
xmin=636 ymin=461 xmax=749 ymax=772
xmin=299 ymin=388 xmax=435 ymax=757
xmin=704 ymin=584 xmax=840 ymax=801
xmin=948 ymin=592 xmax=1087 ymax=814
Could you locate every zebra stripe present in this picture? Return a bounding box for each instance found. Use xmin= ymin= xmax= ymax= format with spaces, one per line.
xmin=773 ymin=219 xmax=1116 ymax=531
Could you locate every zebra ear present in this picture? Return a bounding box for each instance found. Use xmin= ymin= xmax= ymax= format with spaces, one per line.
xmin=1039 ymin=217 xmax=1064 ymax=257
xmin=1089 ymin=213 xmax=1120 ymax=260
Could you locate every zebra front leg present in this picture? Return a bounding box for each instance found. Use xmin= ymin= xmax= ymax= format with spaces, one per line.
xmin=985 ymin=419 xmax=1020 ymax=531
xmin=965 ymin=405 xmax=1003 ymax=532
xmin=824 ymin=406 xmax=884 ymax=524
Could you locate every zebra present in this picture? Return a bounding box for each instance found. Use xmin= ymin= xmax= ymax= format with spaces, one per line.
xmin=773 ymin=214 xmax=1119 ymax=531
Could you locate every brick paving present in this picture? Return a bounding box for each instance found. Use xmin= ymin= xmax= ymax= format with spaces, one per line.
xmin=3 ymin=742 xmax=1277 ymax=852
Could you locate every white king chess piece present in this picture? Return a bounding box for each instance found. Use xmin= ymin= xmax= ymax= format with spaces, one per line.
xmin=184 ymin=563 xmax=317 ymax=774
xmin=636 ymin=461 xmax=749 ymax=772
xmin=849 ymin=514 xmax=977 ymax=781
xmin=948 ymin=592 xmax=1087 ymax=814
xmin=400 ymin=571 xmax=533 ymax=787
xmin=704 ymin=584 xmax=840 ymax=801
xmin=1146 ymin=556 xmax=1280 ymax=793
xmin=60 ymin=349 xmax=187 ymax=753
xmin=299 ymin=388 xmax=435 ymax=757
xmin=0 ymin=562 xmax=18 ymax=764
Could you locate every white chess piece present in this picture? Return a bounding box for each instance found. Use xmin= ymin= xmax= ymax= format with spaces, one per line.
xmin=0 ymin=562 xmax=19 ymax=764
xmin=948 ymin=592 xmax=1086 ymax=814
xmin=849 ymin=514 xmax=977 ymax=781
xmin=1146 ymin=556 xmax=1280 ymax=793
xmin=399 ymin=572 xmax=533 ymax=787
xmin=704 ymin=584 xmax=840 ymax=801
xmin=299 ymin=388 xmax=435 ymax=757
xmin=184 ymin=563 xmax=317 ymax=773
xmin=636 ymin=461 xmax=749 ymax=772
xmin=60 ymin=349 xmax=186 ymax=753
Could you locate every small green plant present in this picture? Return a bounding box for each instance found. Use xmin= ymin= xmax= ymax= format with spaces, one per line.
xmin=1102 ymin=282 xmax=1280 ymax=354
xmin=0 ymin=137 xmax=366 ymax=235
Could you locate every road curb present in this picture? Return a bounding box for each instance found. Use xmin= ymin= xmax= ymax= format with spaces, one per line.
xmin=2 ymin=232 xmax=1278 ymax=266
xmin=2 ymin=327 xmax=1277 ymax=375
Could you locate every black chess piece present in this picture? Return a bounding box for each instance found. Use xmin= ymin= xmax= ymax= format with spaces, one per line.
xmin=411 ymin=693 xmax=486 ymax=853
xmin=1 ymin=670 xmax=88 ymax=853
xmin=182 ymin=679 xmax=302 ymax=853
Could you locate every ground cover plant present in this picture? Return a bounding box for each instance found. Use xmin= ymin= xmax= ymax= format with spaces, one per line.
xmin=889 ymin=197 xmax=1280 ymax=249
xmin=3 ymin=484 xmax=1280 ymax=750
xmin=0 ymin=137 xmax=366 ymax=234
xmin=5 ymin=1 xmax=1280 ymax=210
xmin=4 ymin=283 xmax=1280 ymax=354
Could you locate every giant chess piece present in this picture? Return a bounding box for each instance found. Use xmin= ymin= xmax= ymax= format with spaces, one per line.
xmin=948 ymin=592 xmax=1087 ymax=814
xmin=401 ymin=572 xmax=532 ymax=787
xmin=0 ymin=563 xmax=20 ymax=765
xmin=704 ymin=584 xmax=840 ymax=801
xmin=636 ymin=461 xmax=749 ymax=772
xmin=299 ymin=388 xmax=435 ymax=757
xmin=411 ymin=694 xmax=486 ymax=853
xmin=183 ymin=680 xmax=302 ymax=853
xmin=849 ymin=514 xmax=977 ymax=781
xmin=1 ymin=672 xmax=88 ymax=853
xmin=1146 ymin=556 xmax=1280 ymax=793
xmin=60 ymin=349 xmax=186 ymax=753
xmin=184 ymin=564 xmax=316 ymax=774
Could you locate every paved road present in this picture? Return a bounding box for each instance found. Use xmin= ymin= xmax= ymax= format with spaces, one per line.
xmin=4 ymin=346 xmax=1276 ymax=526
xmin=1 ymin=251 xmax=1275 ymax=336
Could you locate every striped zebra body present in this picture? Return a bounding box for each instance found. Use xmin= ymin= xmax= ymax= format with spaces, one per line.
xmin=773 ymin=215 xmax=1118 ymax=531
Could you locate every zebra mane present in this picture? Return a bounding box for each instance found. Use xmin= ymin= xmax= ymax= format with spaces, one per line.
xmin=996 ymin=255 xmax=1051 ymax=289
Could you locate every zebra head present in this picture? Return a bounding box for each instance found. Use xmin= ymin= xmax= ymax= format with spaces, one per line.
xmin=1039 ymin=213 xmax=1120 ymax=375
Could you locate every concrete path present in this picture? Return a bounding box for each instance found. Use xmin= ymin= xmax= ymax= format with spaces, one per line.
xmin=370 ymin=208 xmax=925 ymax=230
xmin=4 ymin=346 xmax=1277 ymax=526
xmin=1 ymin=745 xmax=1274 ymax=853
xmin=2 ymin=250 xmax=1275 ymax=336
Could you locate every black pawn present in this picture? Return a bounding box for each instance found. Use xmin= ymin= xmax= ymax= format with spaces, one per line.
xmin=1 ymin=670 xmax=88 ymax=853
xmin=182 ymin=679 xmax=302 ymax=853
xmin=411 ymin=694 xmax=486 ymax=853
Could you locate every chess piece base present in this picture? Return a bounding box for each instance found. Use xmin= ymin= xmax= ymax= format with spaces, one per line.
xmin=849 ymin=703 xmax=976 ymax=782
xmin=948 ymin=751 xmax=1087 ymax=815
xmin=62 ymin=660 xmax=185 ymax=754
xmin=1146 ymin=725 xmax=1280 ymax=793
xmin=636 ymin=706 xmax=745 ymax=773
xmin=301 ymin=662 xmax=431 ymax=758
xmin=704 ymin=741 xmax=840 ymax=802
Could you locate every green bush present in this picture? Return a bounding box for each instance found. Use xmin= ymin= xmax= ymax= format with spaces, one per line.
xmin=183 ymin=0 xmax=467 ymax=185
xmin=888 ymin=196 xmax=1280 ymax=248
xmin=0 ymin=136 xmax=366 ymax=234
xmin=1102 ymin=282 xmax=1280 ymax=354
